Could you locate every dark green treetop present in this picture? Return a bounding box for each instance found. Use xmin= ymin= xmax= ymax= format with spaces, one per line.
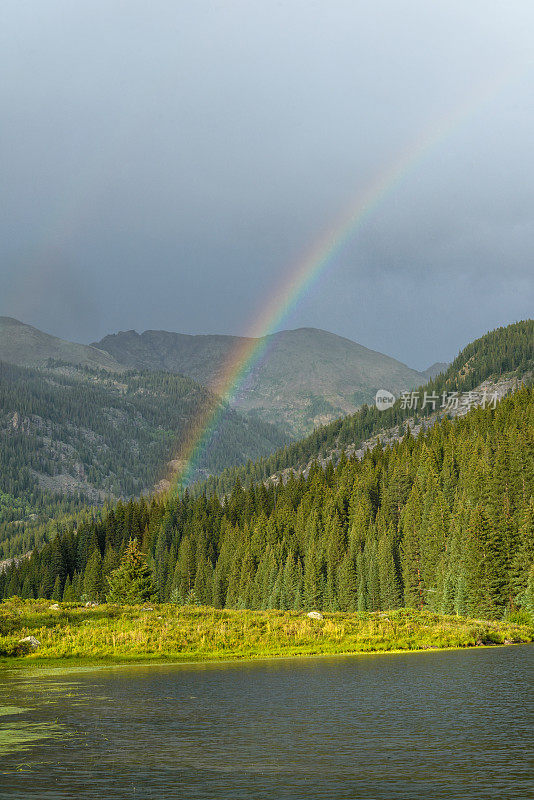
xmin=106 ymin=538 xmax=157 ymax=604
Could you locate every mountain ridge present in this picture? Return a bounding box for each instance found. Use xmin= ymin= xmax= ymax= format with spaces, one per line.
xmin=94 ymin=325 xmax=425 ymax=436
xmin=0 ymin=316 xmax=124 ymax=372
xmin=0 ymin=318 xmax=426 ymax=439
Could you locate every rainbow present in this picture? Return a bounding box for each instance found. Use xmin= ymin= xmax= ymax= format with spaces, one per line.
xmin=164 ymin=69 xmax=516 ymax=491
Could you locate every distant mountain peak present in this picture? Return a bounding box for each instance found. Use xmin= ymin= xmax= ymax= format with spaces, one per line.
xmin=421 ymin=361 xmax=450 ymax=380
xmin=0 ymin=316 xmax=25 ymax=325
xmin=0 ymin=317 xmax=123 ymax=372
xmin=95 ymin=325 xmax=425 ymax=436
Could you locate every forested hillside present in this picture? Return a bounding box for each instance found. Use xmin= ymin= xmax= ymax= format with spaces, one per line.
xmin=198 ymin=320 xmax=533 ymax=497
xmin=2 ymin=385 xmax=533 ymax=621
xmin=0 ymin=361 xmax=288 ymax=558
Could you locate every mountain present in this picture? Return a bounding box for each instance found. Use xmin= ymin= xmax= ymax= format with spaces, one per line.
xmin=0 ymin=317 xmax=123 ymax=371
xmin=2 ymin=319 xmax=532 ymax=621
xmin=0 ymin=360 xmax=288 ymax=559
xmin=421 ymin=361 xmax=449 ymax=380
xmin=196 ymin=319 xmax=534 ymax=498
xmin=3 ymin=383 xmax=533 ymax=622
xmin=3 ymin=317 xmax=531 ymax=569
xmin=95 ymin=326 xmax=426 ymax=436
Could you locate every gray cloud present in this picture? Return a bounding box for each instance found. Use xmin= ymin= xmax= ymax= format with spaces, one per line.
xmin=1 ymin=1 xmax=532 ymax=368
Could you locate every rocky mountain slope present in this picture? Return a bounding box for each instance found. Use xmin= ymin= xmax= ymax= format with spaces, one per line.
xmin=196 ymin=320 xmax=534 ymax=498
xmin=95 ymin=326 xmax=426 ymax=436
xmin=0 ymin=360 xmax=288 ymax=559
xmin=265 ymin=373 xmax=528 ymax=487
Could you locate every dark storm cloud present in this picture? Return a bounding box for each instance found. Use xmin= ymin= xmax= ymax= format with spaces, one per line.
xmin=1 ymin=1 xmax=532 ymax=368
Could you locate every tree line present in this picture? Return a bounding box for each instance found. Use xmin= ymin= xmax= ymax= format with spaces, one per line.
xmin=2 ymin=385 xmax=533 ymax=620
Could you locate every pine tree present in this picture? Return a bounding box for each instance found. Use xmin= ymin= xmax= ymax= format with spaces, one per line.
xmin=510 ymin=499 xmax=534 ymax=606
xmin=401 ymin=485 xmax=425 ymax=609
xmin=21 ymin=574 xmax=34 ymax=599
xmin=464 ymin=507 xmax=503 ymax=619
xmin=83 ymin=547 xmax=103 ymax=602
xmin=72 ymin=570 xmax=84 ymax=600
xmin=337 ymin=554 xmax=358 ymax=611
xmin=303 ymin=544 xmax=323 ymax=609
xmin=252 ymin=547 xmax=278 ymax=610
xmin=62 ymin=574 xmax=76 ymax=601
xmin=281 ymin=552 xmax=302 ymax=610
xmin=378 ymin=531 xmax=402 ymax=610
xmin=420 ymin=493 xmax=449 ymax=609
xmin=173 ymin=535 xmax=196 ymax=602
xmin=364 ymin=536 xmax=381 ymax=611
xmin=51 ymin=574 xmax=63 ymax=601
xmin=193 ymin=553 xmax=214 ymax=605
xmin=106 ymin=538 xmax=157 ymax=604
xmin=237 ymin=544 xmax=256 ymax=608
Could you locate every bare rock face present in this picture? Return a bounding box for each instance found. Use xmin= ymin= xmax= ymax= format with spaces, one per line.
xmin=10 ymin=411 xmax=30 ymax=433
xmin=306 ymin=611 xmax=323 ymax=620
xmin=0 ymin=551 xmax=33 ymax=575
xmin=18 ymin=635 xmax=40 ymax=651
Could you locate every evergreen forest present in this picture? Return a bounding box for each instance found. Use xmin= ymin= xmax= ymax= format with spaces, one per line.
xmin=2 ymin=384 xmax=532 ymax=621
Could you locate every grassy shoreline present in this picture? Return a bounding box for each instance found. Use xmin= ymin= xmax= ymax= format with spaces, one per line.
xmin=1 ymin=600 xmax=532 ymax=673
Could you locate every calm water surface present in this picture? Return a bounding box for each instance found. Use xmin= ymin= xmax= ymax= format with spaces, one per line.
xmin=0 ymin=645 xmax=532 ymax=799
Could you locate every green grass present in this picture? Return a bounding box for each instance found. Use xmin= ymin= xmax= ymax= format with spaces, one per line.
xmin=1 ymin=599 xmax=532 ymax=671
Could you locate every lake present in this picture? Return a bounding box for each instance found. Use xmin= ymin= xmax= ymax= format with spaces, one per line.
xmin=0 ymin=646 xmax=532 ymax=799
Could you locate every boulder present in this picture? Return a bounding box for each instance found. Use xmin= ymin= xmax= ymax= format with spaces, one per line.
xmin=48 ymin=604 xmax=60 ymax=610
xmin=18 ymin=636 xmax=40 ymax=651
xmin=306 ymin=611 xmax=323 ymax=620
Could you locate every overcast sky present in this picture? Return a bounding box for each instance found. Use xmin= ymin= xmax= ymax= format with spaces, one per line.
xmin=1 ymin=1 xmax=532 ymax=369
